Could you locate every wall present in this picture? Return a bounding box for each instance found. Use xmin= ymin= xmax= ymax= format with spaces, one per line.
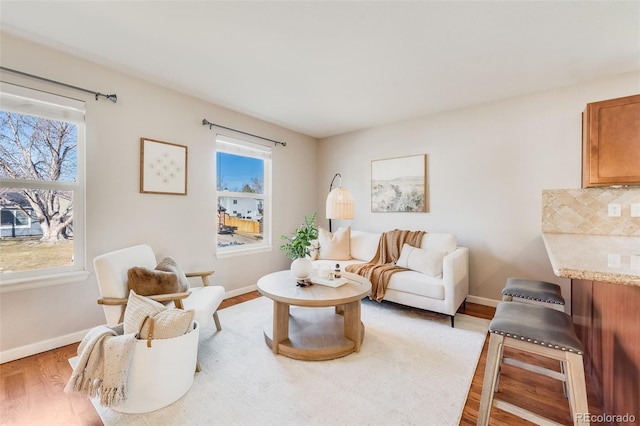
xmin=318 ymin=70 xmax=640 ymax=310
xmin=0 ymin=33 xmax=317 ymax=361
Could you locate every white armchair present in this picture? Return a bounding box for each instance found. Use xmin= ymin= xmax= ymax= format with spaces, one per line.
xmin=82 ymin=244 xmax=226 ymax=412
xmin=93 ymin=244 xmax=225 ymax=331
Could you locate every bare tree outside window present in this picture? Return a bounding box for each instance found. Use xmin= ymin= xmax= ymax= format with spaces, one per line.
xmin=0 ymin=112 xmax=77 ymax=242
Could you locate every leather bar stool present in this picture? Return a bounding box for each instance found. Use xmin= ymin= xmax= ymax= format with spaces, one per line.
xmin=478 ymin=302 xmax=589 ymax=426
xmin=500 ymin=277 xmax=568 ymax=396
xmin=502 ymin=277 xmax=565 ymax=312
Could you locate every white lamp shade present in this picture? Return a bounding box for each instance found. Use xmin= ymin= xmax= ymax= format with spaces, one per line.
xmin=326 ymin=187 xmax=354 ymax=219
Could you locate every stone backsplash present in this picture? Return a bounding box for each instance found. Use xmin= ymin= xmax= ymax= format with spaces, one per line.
xmin=542 ymin=188 xmax=640 ymax=236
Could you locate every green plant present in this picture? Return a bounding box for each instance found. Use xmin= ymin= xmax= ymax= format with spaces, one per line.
xmin=279 ymin=212 xmax=319 ymax=260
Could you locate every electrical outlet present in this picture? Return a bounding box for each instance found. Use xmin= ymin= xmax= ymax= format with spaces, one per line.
xmin=608 ymin=203 xmax=621 ymax=217
xmin=631 ymin=203 xmax=640 ymax=217
xmin=608 ymin=253 xmax=621 ymax=268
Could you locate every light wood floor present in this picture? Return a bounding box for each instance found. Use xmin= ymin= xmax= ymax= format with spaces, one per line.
xmin=1 ymin=292 xmax=604 ymax=425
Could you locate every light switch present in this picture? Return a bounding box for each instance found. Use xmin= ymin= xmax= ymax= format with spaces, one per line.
xmin=608 ymin=203 xmax=622 ymax=217
xmin=631 ymin=203 xmax=640 ymax=217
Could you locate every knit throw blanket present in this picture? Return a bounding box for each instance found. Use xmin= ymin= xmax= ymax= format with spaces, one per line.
xmin=65 ymin=323 xmax=137 ymax=407
xmin=346 ymin=229 xmax=426 ymax=301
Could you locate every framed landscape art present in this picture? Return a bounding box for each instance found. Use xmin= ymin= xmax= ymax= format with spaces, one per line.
xmin=140 ymin=138 xmax=187 ymax=195
xmin=371 ymin=154 xmax=427 ymax=212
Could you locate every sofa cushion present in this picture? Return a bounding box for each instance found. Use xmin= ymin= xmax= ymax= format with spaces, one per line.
xmin=396 ymin=243 xmax=445 ymax=278
xmin=313 ymin=259 xmax=365 ymax=271
xmin=420 ymin=233 xmax=457 ymax=254
xmin=318 ymin=226 xmax=351 ymax=260
xmin=350 ymin=231 xmax=381 ymax=261
xmin=387 ymin=270 xmax=445 ymax=300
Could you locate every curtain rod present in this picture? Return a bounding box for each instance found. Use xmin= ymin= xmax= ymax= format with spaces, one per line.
xmin=0 ymin=66 xmax=118 ymax=103
xmin=202 ymin=118 xmax=286 ymax=147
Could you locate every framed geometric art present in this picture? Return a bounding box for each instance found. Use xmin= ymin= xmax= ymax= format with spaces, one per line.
xmin=371 ymin=154 xmax=427 ymax=212
xmin=140 ymin=138 xmax=188 ymax=195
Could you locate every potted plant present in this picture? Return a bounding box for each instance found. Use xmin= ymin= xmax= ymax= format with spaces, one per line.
xmin=280 ymin=212 xmax=318 ymax=278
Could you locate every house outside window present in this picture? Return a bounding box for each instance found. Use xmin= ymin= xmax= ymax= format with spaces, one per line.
xmin=1 ymin=205 xmax=39 ymax=236
xmin=0 ymin=82 xmax=87 ymax=290
xmin=216 ymin=135 xmax=271 ymax=257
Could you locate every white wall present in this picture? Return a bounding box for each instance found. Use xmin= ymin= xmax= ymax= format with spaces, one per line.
xmin=0 ymin=34 xmax=317 ymax=361
xmin=318 ymin=70 xmax=640 ymax=310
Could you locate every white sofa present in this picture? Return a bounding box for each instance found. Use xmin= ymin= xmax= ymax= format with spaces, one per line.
xmin=311 ymin=230 xmax=469 ymax=327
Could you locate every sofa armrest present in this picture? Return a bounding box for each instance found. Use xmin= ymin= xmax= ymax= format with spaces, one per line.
xmin=442 ymin=247 xmax=469 ymax=312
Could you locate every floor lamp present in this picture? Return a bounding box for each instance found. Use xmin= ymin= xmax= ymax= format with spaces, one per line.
xmin=326 ymin=173 xmax=354 ymax=232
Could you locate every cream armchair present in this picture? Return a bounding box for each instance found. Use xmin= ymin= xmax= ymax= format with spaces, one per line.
xmin=66 ymin=244 xmax=224 ymax=413
xmin=93 ymin=244 xmax=225 ymax=331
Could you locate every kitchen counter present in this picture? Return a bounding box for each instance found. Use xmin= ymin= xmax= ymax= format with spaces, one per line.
xmin=543 ymin=232 xmax=640 ymax=419
xmin=542 ymin=232 xmax=640 ymax=286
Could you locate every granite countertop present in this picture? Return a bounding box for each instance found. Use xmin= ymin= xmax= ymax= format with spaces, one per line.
xmin=542 ymin=233 xmax=640 ymax=286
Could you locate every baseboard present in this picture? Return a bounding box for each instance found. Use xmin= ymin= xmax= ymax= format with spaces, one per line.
xmin=224 ymin=284 xmax=258 ymax=299
xmin=466 ymin=295 xmax=500 ymax=308
xmin=0 ymin=329 xmax=90 ymax=364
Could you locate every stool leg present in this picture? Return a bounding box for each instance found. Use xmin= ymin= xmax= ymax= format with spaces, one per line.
xmin=560 ymin=360 xmax=568 ymax=398
xmin=492 ymin=333 xmax=505 ymax=392
xmin=478 ymin=333 xmax=504 ymax=426
xmin=564 ymin=351 xmax=589 ymax=426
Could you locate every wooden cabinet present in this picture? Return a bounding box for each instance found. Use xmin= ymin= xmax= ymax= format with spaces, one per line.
xmin=582 ymin=94 xmax=640 ymax=188
xmin=571 ymin=279 xmax=640 ymax=422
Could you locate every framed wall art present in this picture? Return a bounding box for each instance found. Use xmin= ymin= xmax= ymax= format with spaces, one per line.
xmin=140 ymin=138 xmax=187 ymax=195
xmin=371 ymin=154 xmax=427 ymax=212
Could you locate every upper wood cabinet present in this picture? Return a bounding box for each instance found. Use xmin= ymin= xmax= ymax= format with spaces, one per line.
xmin=582 ymin=94 xmax=640 ymax=187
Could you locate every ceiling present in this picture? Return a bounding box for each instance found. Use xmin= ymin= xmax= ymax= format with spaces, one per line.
xmin=1 ymin=1 xmax=638 ymax=139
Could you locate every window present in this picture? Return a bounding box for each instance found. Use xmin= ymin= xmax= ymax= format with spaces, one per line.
xmin=0 ymin=82 xmax=87 ymax=290
xmin=1 ymin=209 xmax=31 ymax=228
xmin=216 ymin=135 xmax=271 ymax=257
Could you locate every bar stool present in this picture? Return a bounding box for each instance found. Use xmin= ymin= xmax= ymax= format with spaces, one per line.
xmin=478 ymin=302 xmax=589 ymax=426
xmin=500 ymin=277 xmax=569 ymax=396
xmin=502 ymin=277 xmax=565 ymax=312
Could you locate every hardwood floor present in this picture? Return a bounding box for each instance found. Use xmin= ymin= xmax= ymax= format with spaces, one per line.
xmin=1 ymin=292 xmax=604 ymax=425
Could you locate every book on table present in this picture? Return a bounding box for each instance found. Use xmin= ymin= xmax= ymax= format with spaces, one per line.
xmin=310 ymin=276 xmax=349 ymax=288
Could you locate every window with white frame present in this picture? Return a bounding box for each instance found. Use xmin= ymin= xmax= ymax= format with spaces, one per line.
xmin=0 ymin=82 xmax=86 ymax=288
xmin=216 ymin=135 xmax=271 ymax=257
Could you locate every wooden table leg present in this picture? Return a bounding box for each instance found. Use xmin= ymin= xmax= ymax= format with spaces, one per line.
xmin=272 ymin=301 xmax=290 ymax=354
xmin=343 ymin=300 xmax=362 ymax=352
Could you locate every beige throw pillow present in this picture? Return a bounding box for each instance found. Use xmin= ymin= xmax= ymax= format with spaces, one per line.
xmin=396 ymin=243 xmax=445 ymax=278
xmin=124 ymin=290 xmax=166 ymax=334
xmin=124 ymin=290 xmax=195 ymax=339
xmin=138 ymin=308 xmax=195 ymax=340
xmin=318 ymin=226 xmax=351 ymax=260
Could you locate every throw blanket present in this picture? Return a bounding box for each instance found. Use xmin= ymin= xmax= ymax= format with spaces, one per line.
xmin=346 ymin=229 xmax=425 ymax=301
xmin=65 ymin=323 xmax=137 ymax=407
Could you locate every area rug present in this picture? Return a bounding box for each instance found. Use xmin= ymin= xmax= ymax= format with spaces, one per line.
xmin=92 ymin=296 xmax=489 ymax=425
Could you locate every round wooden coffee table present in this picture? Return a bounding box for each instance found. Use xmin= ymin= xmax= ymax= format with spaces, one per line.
xmin=257 ymin=270 xmax=372 ymax=361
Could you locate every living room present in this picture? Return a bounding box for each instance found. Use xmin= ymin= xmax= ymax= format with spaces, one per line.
xmin=0 ymin=1 xmax=639 ymax=424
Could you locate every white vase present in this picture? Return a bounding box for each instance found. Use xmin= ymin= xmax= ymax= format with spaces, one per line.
xmin=291 ymin=257 xmax=312 ymax=279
